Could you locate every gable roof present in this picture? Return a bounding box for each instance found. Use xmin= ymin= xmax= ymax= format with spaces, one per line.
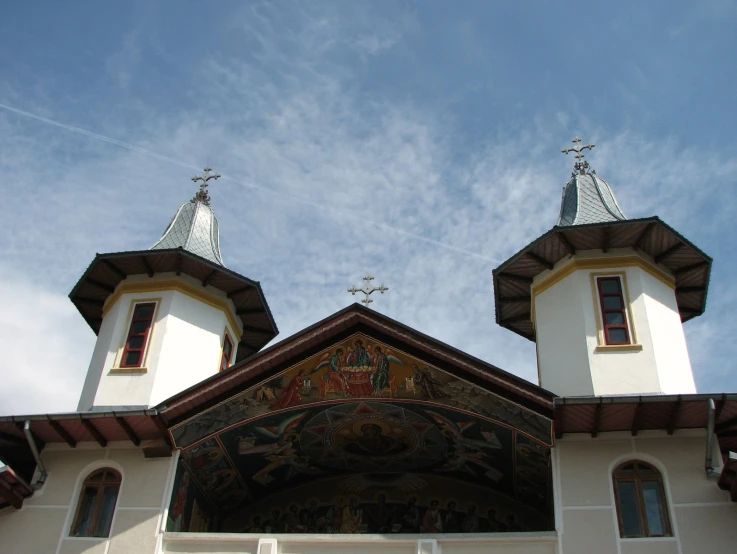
xmin=157 ymin=303 xmax=556 ymax=427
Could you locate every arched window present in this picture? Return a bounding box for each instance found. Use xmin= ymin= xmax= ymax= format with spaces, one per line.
xmin=70 ymin=468 xmax=121 ymax=538
xmin=613 ymin=461 xmax=671 ymax=538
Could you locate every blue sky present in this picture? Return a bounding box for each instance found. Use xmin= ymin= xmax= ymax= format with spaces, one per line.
xmin=1 ymin=1 xmax=736 ymax=414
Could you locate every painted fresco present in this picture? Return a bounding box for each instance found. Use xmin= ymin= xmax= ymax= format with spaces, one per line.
xmin=166 ymin=459 xmax=218 ymax=533
xmin=223 ymin=474 xmax=549 ymax=534
xmin=171 ymin=333 xmax=552 ymax=449
xmin=169 ymin=333 xmax=554 ymax=534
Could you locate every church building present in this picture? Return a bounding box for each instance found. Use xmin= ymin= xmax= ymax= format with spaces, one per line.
xmin=1 ymin=142 xmax=736 ymax=554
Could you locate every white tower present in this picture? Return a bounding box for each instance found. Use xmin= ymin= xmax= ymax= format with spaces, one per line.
xmin=72 ymin=169 xmax=278 ymax=411
xmin=493 ymin=139 xmax=711 ymax=397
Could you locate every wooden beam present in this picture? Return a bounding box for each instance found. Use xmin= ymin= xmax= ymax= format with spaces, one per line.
xmin=86 ymin=278 xmax=115 ymax=294
xmin=674 ymin=261 xmax=709 ymax=276
xmin=633 ymin=222 xmax=656 ymax=250
xmin=591 ymin=402 xmax=603 ymax=438
xmin=236 ymin=307 xmax=265 ymax=316
xmin=201 ymin=269 xmax=218 ymax=288
xmin=715 ymin=395 xmax=727 ymax=423
xmin=175 ymin=253 xmax=183 ymax=276
xmin=676 ymin=286 xmax=706 ymax=294
xmin=101 ymin=259 xmax=127 ymax=280
xmin=115 ymin=417 xmax=140 ymax=447
xmin=499 ymin=273 xmax=533 ymax=285
xmin=630 ymin=401 xmax=645 ymax=436
xmin=716 ymin=415 xmax=737 ymax=433
xmin=0 ymin=432 xmax=26 ymax=446
xmin=0 ymin=479 xmax=24 ymax=509
xmin=140 ymin=256 xmax=154 ymax=278
xmin=666 ymin=397 xmax=682 ymax=435
xmin=152 ymin=415 xmax=173 ymax=448
xmin=48 ymin=418 xmax=77 ymax=448
xmin=503 ymin=312 xmax=532 ymax=324
xmin=499 ymin=295 xmax=532 ymax=303
xmin=557 ymin=232 xmax=576 ymax=256
xmin=242 ymin=324 xmax=274 ymax=335
xmin=74 ymin=297 xmax=105 ymax=307
xmin=654 ymin=242 xmax=685 ymax=264
xmin=679 ymin=307 xmax=700 ymax=315
xmin=80 ymin=418 xmax=107 ymax=447
xmin=526 ymin=252 xmax=554 ymax=270
xmin=227 ymin=286 xmax=252 ymax=299
xmin=602 ymin=227 xmax=611 ymax=253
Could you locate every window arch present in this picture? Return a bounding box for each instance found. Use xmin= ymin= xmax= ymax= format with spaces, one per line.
xmin=612 ymin=461 xmax=671 ymax=538
xmin=70 ymin=468 xmax=121 ymax=538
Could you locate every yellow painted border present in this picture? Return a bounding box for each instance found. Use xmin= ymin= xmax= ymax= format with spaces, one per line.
xmin=110 ymin=297 xmax=162 ymax=373
xmin=103 ymin=280 xmax=243 ymax=342
xmin=589 ymin=271 xmax=639 ymax=348
xmin=532 ymin=256 xmax=675 ymax=299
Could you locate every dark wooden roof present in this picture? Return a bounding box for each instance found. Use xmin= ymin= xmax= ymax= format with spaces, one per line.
xmin=0 ymin=464 xmax=33 ymax=510
xmin=68 ymin=248 xmax=278 ymax=362
xmin=158 ymin=303 xmax=557 ymax=427
xmin=493 ymin=217 xmax=712 ymax=341
xmin=555 ymin=394 xmax=737 ymax=455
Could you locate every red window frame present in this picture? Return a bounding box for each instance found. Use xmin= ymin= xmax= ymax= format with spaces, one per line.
xmin=612 ymin=461 xmax=672 ymax=538
xmin=220 ymin=334 xmax=234 ymax=371
xmin=120 ymin=302 xmax=156 ymax=368
xmin=597 ymin=277 xmax=630 ymax=345
xmin=70 ymin=468 xmax=121 ymax=538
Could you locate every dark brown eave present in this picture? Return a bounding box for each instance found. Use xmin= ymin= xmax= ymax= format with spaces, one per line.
xmin=0 ymin=464 xmax=33 ymax=510
xmin=0 ymin=409 xmax=172 ymax=490
xmin=158 ymin=303 xmax=556 ymax=427
xmin=554 ymin=394 xmax=737 ymax=455
xmin=68 ymin=248 xmax=279 ymax=362
xmin=493 ymin=217 xmax=712 ymax=341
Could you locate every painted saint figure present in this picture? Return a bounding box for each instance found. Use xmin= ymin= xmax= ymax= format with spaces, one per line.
xmin=371 ymin=346 xmax=390 ymax=395
xmin=270 ymin=370 xmax=306 ymax=409
xmin=340 ymin=497 xmax=362 ymax=534
xmin=422 ymin=500 xmax=443 ymax=533
xmin=344 ymin=423 xmax=407 ymax=457
xmin=347 ymin=339 xmax=371 ymax=367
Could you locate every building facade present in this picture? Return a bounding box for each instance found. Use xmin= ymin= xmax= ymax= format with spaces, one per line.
xmin=1 ymin=152 xmax=735 ymax=554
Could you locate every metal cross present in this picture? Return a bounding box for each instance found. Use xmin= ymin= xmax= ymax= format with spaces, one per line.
xmin=561 ymin=137 xmax=595 ymax=175
xmin=348 ymin=275 xmax=389 ymax=308
xmin=191 ymin=167 xmax=221 ymax=205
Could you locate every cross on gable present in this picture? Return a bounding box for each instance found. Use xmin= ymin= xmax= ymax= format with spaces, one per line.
xmin=348 ymin=275 xmax=389 ymax=308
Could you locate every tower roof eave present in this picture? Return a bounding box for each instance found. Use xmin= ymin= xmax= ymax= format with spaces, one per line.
xmin=68 ymin=248 xmax=278 ymax=360
xmin=492 ymin=217 xmax=712 ymax=341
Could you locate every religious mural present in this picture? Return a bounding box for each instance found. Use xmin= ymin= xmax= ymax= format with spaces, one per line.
xmin=168 ymin=334 xmax=554 ymax=534
xmin=171 ymin=334 xmax=552 ymax=449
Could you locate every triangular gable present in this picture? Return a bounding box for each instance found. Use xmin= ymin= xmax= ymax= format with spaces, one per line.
xmin=160 ymin=304 xmax=554 ymax=431
xmin=170 ymin=330 xmax=553 ymax=449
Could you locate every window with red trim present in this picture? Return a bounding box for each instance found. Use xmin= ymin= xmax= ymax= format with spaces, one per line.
xmin=220 ymin=334 xmax=233 ymax=371
xmin=120 ymin=303 xmax=156 ymax=368
xmin=597 ymin=277 xmax=630 ymax=345
xmin=70 ymin=468 xmax=121 ymax=537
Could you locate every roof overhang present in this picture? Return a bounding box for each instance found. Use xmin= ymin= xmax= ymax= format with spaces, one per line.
xmin=493 ymin=217 xmax=712 ymax=341
xmin=68 ymin=248 xmax=279 ymax=361
xmin=718 ymin=452 xmax=737 ymax=502
xmin=554 ymin=394 xmax=737 ymax=454
xmin=0 ymin=463 xmax=33 ymax=510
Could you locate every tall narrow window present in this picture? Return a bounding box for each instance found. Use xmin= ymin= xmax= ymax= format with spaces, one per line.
xmin=597 ymin=277 xmax=630 ymax=345
xmin=613 ymin=461 xmax=671 ymax=538
xmin=220 ymin=334 xmax=234 ymax=371
xmin=121 ymin=302 xmax=156 ymax=368
xmin=70 ymin=468 xmax=121 ymax=538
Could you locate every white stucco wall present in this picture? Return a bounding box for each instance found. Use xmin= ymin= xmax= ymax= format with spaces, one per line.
xmin=0 ymin=442 xmax=175 ymax=554
xmin=534 ymin=250 xmax=696 ymax=397
xmin=555 ymin=430 xmax=737 ymax=554
xmin=77 ymin=273 xmax=239 ymax=411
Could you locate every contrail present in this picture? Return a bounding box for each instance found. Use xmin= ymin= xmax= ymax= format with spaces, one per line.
xmin=0 ymin=102 xmax=498 ymax=263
